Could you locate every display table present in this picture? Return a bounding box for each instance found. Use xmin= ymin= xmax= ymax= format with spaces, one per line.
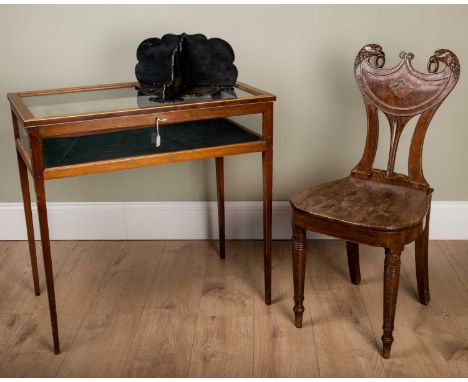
xmin=8 ymin=81 xmax=276 ymax=354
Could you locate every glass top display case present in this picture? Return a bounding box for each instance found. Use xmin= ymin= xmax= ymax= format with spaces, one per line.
xmin=11 ymin=82 xmax=274 ymax=125
xmin=8 ymin=81 xmax=275 ymax=179
xmin=8 ymin=80 xmax=275 ymax=354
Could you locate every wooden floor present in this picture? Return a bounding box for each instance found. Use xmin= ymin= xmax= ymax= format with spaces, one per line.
xmin=0 ymin=239 xmax=467 ymax=377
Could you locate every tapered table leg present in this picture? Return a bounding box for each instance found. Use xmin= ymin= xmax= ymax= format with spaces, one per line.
xmin=262 ymin=103 xmax=274 ymax=306
xmin=262 ymin=150 xmax=273 ymax=305
xmin=16 ymin=151 xmax=40 ymax=296
xmin=30 ymin=135 xmax=60 ymax=355
xmin=215 ymin=157 xmax=225 ymax=259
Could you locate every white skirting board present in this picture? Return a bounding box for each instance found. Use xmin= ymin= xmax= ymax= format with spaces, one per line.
xmin=0 ymin=201 xmax=467 ymax=240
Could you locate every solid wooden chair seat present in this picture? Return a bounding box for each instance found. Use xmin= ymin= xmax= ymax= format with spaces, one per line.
xmin=290 ymin=176 xmax=430 ymax=232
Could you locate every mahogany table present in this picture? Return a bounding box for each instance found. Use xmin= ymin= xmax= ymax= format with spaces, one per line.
xmin=7 ymin=81 xmax=276 ymax=354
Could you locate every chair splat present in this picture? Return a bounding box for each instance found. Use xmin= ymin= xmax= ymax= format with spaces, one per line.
xmin=353 ymin=44 xmax=460 ymax=191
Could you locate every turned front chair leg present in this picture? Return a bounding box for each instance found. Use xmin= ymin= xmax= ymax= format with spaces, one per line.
xmin=415 ymin=209 xmax=431 ymax=305
xmin=346 ymin=241 xmax=361 ymax=285
xmin=292 ymin=224 xmax=306 ymax=328
xmin=215 ymin=157 xmax=225 ymax=260
xmin=382 ymin=248 xmax=401 ymax=359
xmin=16 ymin=150 xmax=40 ymax=296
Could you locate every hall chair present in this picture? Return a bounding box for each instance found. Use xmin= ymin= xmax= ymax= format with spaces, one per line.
xmin=290 ymin=44 xmax=460 ymax=358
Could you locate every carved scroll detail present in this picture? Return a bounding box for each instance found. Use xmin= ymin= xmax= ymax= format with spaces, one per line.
xmin=399 ymin=51 xmax=414 ymax=61
xmin=428 ymin=49 xmax=461 ymax=78
xmin=354 ymin=44 xmax=385 ymax=70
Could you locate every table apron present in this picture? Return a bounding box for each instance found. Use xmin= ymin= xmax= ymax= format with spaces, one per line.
xmin=29 ymin=102 xmax=272 ymax=138
xmin=43 ymin=140 xmax=268 ymax=180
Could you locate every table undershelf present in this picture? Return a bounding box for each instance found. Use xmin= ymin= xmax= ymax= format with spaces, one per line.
xmin=43 ymin=118 xmax=263 ymax=169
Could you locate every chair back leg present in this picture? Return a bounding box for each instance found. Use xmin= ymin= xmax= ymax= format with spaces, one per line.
xmin=346 ymin=241 xmax=361 ymax=285
xmin=415 ymin=209 xmax=431 ymax=305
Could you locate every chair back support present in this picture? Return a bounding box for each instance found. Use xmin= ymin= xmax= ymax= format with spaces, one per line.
xmin=352 ymin=44 xmax=460 ymax=191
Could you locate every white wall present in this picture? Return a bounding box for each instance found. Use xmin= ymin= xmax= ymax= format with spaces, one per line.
xmin=1 ymin=5 xmax=467 ymax=205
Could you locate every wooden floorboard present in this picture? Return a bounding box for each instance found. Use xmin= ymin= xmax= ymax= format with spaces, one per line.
xmin=0 ymin=239 xmax=467 ymax=377
xmin=188 ymin=241 xmax=256 ymax=377
xmin=57 ymin=241 xmax=164 ymax=377
xmin=0 ymin=242 xmax=116 ymax=377
xmin=123 ymin=241 xmax=209 ymax=377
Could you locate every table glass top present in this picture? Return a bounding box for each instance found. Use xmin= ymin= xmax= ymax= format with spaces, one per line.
xmin=21 ymin=86 xmax=254 ymax=118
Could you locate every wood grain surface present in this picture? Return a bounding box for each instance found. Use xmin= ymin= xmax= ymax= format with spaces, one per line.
xmin=0 ymin=240 xmax=466 ymax=377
